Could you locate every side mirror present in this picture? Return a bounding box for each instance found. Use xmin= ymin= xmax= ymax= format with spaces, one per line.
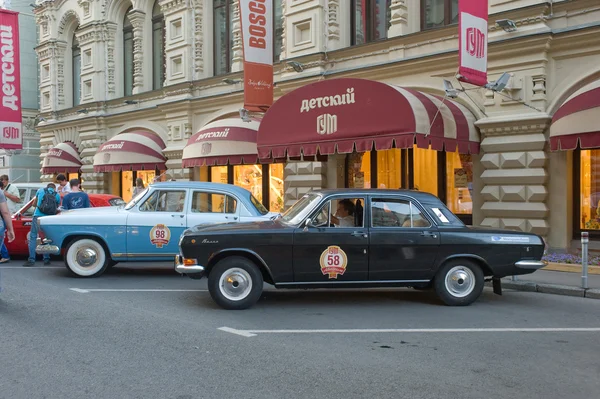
xmin=15 ymin=213 xmax=21 ymax=221
xmin=303 ymin=218 xmax=313 ymax=232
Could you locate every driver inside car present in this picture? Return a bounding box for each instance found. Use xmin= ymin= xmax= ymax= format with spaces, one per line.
xmin=331 ymin=199 xmax=355 ymax=228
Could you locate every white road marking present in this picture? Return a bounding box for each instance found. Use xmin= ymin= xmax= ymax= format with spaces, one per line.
xmin=0 ymin=266 xmax=63 ymax=269
xmin=218 ymin=326 xmax=600 ymax=338
xmin=69 ymin=288 xmax=208 ymax=293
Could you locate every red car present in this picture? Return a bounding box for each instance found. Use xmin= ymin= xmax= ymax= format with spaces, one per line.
xmin=6 ymin=193 xmax=126 ymax=257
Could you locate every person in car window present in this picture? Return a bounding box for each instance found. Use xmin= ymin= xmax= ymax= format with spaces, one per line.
xmin=331 ymin=199 xmax=355 ymax=228
xmin=62 ymin=179 xmax=90 ymax=210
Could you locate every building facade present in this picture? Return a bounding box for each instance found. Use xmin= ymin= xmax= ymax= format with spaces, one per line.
xmin=33 ymin=0 xmax=600 ymax=252
xmin=1 ymin=0 xmax=42 ymax=183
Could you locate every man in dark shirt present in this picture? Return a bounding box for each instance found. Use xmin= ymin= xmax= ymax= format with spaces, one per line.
xmin=62 ymin=179 xmax=90 ymax=210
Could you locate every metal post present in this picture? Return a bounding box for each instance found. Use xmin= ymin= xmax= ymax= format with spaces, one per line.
xmin=581 ymin=232 xmax=589 ymax=289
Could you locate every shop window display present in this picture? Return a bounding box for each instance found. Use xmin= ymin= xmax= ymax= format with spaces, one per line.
xmin=446 ymin=153 xmax=473 ymax=215
xmin=579 ymin=150 xmax=600 ymax=230
xmin=120 ymin=170 xmax=165 ymax=203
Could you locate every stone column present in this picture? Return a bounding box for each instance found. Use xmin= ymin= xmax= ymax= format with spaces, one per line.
xmin=102 ymin=22 xmax=118 ymax=99
xmin=284 ymin=161 xmax=327 ymax=209
xmin=477 ymin=118 xmax=551 ymax=238
xmin=388 ymin=0 xmax=409 ymax=38
xmin=128 ymin=10 xmax=146 ymax=94
xmin=231 ymin=0 xmax=243 ymax=72
xmin=80 ymin=128 xmax=108 ymax=193
xmin=192 ymin=0 xmax=205 ymax=79
xmin=54 ymin=41 xmax=68 ymax=108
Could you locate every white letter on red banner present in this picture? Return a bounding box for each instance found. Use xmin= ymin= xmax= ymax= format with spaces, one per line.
xmin=0 ymin=9 xmax=22 ymax=150
xmin=458 ymin=0 xmax=488 ymax=87
xmin=238 ymin=0 xmax=273 ymax=112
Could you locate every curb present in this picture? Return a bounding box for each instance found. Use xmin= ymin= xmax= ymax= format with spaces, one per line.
xmin=543 ymin=263 xmax=600 ymax=275
xmin=485 ymin=280 xmax=600 ymax=300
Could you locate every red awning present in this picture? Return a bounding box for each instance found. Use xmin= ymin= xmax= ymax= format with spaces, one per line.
xmin=257 ymin=78 xmax=480 ymax=159
xmin=93 ymin=130 xmax=167 ymax=172
xmin=41 ymin=141 xmax=82 ymax=174
xmin=550 ymin=79 xmax=600 ymax=151
xmin=182 ymin=118 xmax=261 ymax=167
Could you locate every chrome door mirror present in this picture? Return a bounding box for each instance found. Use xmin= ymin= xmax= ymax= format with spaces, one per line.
xmin=303 ymin=218 xmax=313 ymax=232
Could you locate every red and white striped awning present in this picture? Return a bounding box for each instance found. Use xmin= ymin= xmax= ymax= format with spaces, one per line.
xmin=93 ymin=130 xmax=167 ymax=172
xmin=550 ymin=79 xmax=600 ymax=150
xmin=41 ymin=141 xmax=82 ymax=174
xmin=182 ymin=118 xmax=261 ymax=167
xmin=258 ymin=78 xmax=480 ymax=159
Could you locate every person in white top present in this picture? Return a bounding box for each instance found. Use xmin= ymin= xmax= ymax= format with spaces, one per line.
xmin=56 ymin=174 xmax=72 ymax=194
xmin=0 ymin=175 xmax=19 ymax=263
xmin=331 ymin=199 xmax=356 ymax=228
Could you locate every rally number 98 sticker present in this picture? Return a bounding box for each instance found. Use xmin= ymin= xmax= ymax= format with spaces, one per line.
xmin=320 ymin=246 xmax=348 ymax=279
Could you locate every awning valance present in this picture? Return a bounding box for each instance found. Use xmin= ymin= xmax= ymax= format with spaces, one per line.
xmin=93 ymin=130 xmax=167 ymax=172
xmin=257 ymin=78 xmax=480 ymax=159
xmin=182 ymin=118 xmax=261 ymax=167
xmin=41 ymin=141 xmax=82 ymax=174
xmin=550 ymin=79 xmax=600 ymax=151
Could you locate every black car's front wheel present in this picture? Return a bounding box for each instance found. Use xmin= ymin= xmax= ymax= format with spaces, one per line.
xmin=434 ymin=259 xmax=484 ymax=306
xmin=208 ymin=256 xmax=263 ymax=310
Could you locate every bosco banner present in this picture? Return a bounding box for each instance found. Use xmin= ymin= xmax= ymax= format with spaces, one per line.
xmin=238 ymin=0 xmax=273 ymax=112
xmin=0 ymin=9 xmax=22 ymax=150
xmin=458 ymin=0 xmax=488 ymax=87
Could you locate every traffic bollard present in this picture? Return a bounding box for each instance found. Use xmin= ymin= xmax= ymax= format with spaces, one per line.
xmin=581 ymin=232 xmax=589 ymax=289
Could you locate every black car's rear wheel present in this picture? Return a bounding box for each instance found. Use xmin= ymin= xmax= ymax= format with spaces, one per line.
xmin=208 ymin=256 xmax=263 ymax=310
xmin=434 ymin=259 xmax=484 ymax=306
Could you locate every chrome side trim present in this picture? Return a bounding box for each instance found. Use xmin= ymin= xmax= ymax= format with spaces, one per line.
xmin=277 ymin=279 xmax=430 ymax=286
xmin=515 ymin=260 xmax=548 ymax=270
xmin=111 ymin=253 xmax=178 ymax=258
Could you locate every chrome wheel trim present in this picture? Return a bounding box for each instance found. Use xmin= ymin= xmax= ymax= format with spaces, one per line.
xmin=218 ymin=267 xmax=253 ymax=302
xmin=76 ymin=247 xmax=98 ymax=267
xmin=444 ymin=266 xmax=476 ymax=298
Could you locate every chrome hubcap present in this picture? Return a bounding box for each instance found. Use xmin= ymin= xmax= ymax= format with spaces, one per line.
xmin=444 ymin=266 xmax=476 ymax=298
xmin=219 ymin=268 xmax=252 ymax=301
xmin=76 ymin=247 xmax=98 ymax=267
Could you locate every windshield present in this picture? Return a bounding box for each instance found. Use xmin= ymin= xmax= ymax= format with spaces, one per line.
xmin=109 ymin=198 xmax=127 ymax=207
xmin=124 ymin=188 xmax=149 ymax=210
xmin=280 ymin=193 xmax=322 ymax=225
xmin=250 ymin=194 xmax=269 ymax=215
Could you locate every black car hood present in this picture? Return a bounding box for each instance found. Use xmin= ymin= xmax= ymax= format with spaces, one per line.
xmin=184 ymin=219 xmax=289 ymax=236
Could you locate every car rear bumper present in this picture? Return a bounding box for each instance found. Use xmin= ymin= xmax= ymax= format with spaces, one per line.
xmin=174 ymin=255 xmax=206 ymax=275
xmin=515 ymin=260 xmax=548 ymax=270
xmin=36 ymin=244 xmax=60 ymax=255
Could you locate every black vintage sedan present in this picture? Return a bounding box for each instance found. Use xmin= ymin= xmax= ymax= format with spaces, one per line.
xmin=175 ymin=189 xmax=546 ymax=309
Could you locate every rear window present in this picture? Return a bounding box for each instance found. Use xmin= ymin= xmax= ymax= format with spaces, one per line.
xmin=250 ymin=194 xmax=269 ymax=215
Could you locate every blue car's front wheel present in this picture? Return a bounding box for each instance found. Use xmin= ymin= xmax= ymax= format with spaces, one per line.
xmin=65 ymin=238 xmax=110 ymax=278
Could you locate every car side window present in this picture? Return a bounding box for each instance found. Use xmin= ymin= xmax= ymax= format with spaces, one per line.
xmin=311 ymin=198 xmax=365 ymax=228
xmin=371 ymin=198 xmax=431 ymax=228
xmin=191 ymin=191 xmax=237 ymax=214
xmin=139 ymin=190 xmax=186 ymax=212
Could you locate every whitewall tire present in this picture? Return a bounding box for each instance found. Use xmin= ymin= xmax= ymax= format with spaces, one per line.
xmin=65 ymin=238 xmax=110 ymax=278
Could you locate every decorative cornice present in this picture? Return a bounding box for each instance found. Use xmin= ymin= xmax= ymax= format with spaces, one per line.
xmin=476 ymin=115 xmax=552 ymax=136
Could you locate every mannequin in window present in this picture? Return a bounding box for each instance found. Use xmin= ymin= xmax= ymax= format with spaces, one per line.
xmin=331 ymin=199 xmax=356 ymax=228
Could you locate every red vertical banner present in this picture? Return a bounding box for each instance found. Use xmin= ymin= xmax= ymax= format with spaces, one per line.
xmin=0 ymin=9 xmax=22 ymax=150
xmin=458 ymin=0 xmax=488 ymax=87
xmin=239 ymin=0 xmax=273 ymax=113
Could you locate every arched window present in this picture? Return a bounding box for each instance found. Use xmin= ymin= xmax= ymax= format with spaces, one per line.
xmin=213 ymin=0 xmax=235 ymax=75
xmin=123 ymin=7 xmax=134 ymax=96
xmin=72 ymin=33 xmax=81 ymax=106
xmin=152 ymin=1 xmax=165 ymax=89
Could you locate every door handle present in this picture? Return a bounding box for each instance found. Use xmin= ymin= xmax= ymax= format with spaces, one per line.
xmin=171 ymin=214 xmax=184 ymax=218
xmin=351 ymin=231 xmax=368 ymax=238
xmin=420 ymin=231 xmax=438 ymax=238
xmin=225 ymin=216 xmax=238 ymax=221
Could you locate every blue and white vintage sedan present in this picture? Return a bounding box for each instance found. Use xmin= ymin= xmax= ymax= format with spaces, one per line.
xmin=36 ymin=182 xmax=279 ymax=277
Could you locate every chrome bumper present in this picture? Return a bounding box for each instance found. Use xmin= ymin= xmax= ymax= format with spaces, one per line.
xmin=36 ymin=244 xmax=60 ymax=255
xmin=515 ymin=260 xmax=548 ymax=270
xmin=174 ymin=255 xmax=206 ymax=275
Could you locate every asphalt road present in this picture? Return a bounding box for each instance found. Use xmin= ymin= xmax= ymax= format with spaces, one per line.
xmin=1 ymin=262 xmax=599 ymax=399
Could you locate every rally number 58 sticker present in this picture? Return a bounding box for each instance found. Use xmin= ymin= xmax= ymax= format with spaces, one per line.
xmin=320 ymin=246 xmax=348 ymax=279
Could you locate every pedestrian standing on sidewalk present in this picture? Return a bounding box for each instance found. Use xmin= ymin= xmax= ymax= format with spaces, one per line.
xmin=132 ymin=178 xmax=145 ymax=197
xmin=0 ymin=190 xmax=16 ymax=260
xmin=62 ymin=179 xmax=90 ymax=210
xmin=0 ymin=175 xmax=20 ymax=264
xmin=23 ymin=183 xmax=60 ymax=267
xmin=56 ymin=174 xmax=72 ymax=194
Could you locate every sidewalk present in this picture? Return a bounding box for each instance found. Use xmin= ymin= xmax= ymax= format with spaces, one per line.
xmin=496 ymin=269 xmax=600 ymax=300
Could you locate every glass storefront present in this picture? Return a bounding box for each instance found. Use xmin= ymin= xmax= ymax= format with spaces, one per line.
xmin=348 ymin=146 xmax=472 ymax=218
xmin=116 ymin=170 xmax=166 ymax=202
xmin=579 ymin=150 xmax=600 ymax=230
xmin=200 ymin=163 xmax=285 ymax=213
